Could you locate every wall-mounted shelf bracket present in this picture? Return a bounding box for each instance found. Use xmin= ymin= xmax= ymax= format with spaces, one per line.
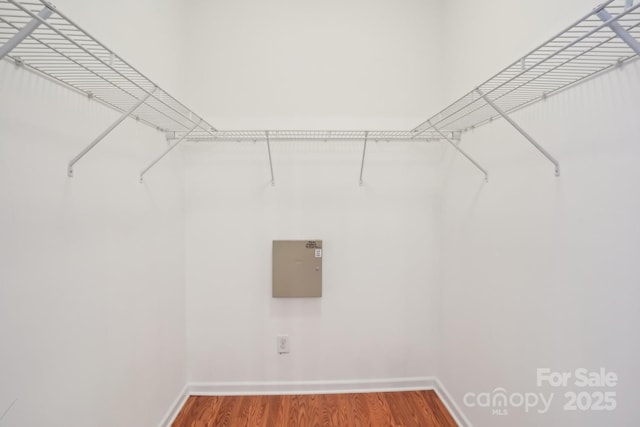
xmin=475 ymin=88 xmax=560 ymax=177
xmin=596 ymin=5 xmax=640 ymax=54
xmin=68 ymin=87 xmax=157 ymax=177
xmin=359 ymin=131 xmax=368 ymax=186
xmin=430 ymin=120 xmax=489 ymax=182
xmin=140 ymin=119 xmax=200 ymax=183
xmin=266 ymin=131 xmax=275 ymax=186
xmin=0 ymin=4 xmax=51 ymax=60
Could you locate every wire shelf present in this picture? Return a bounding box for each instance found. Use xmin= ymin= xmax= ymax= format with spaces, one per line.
xmin=411 ymin=0 xmax=640 ymax=137
xmin=178 ymin=130 xmax=458 ymax=142
xmin=2 ymin=0 xmax=637 ymax=142
xmin=0 ymin=0 xmax=217 ymax=135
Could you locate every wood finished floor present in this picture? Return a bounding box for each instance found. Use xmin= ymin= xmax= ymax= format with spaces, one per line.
xmin=171 ymin=390 xmax=458 ymax=427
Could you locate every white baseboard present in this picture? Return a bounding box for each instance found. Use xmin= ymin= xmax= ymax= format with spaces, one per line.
xmin=189 ymin=376 xmax=437 ymax=396
xmin=433 ymin=378 xmax=473 ymax=427
xmin=158 ymin=384 xmax=189 ymax=427
xmin=161 ymin=377 xmax=471 ymax=427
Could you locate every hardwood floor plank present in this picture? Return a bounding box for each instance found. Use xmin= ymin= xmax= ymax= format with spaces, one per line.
xmin=365 ymin=392 xmax=395 ymax=426
xmin=233 ymin=395 xmax=253 ymax=427
xmin=275 ymin=394 xmax=291 ymax=426
xmin=209 ymin=394 xmax=238 ymax=427
xmin=383 ymin=392 xmax=402 ymax=425
xmin=172 ymin=390 xmax=457 ymax=427
xmin=264 ymin=395 xmax=282 ymax=426
xmin=319 ymin=392 xmax=340 ymax=426
xmin=296 ymin=393 xmax=321 ymax=427
xmin=339 ymin=393 xmax=357 ymax=426
xmin=352 ymin=392 xmax=371 ymax=426
xmin=422 ymin=390 xmax=458 ymax=427
xmin=246 ymin=395 xmax=270 ymax=427
xmin=172 ymin=396 xmax=224 ymax=427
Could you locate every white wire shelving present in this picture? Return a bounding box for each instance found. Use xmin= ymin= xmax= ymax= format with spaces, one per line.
xmin=1 ymin=0 xmax=639 ymax=183
xmin=180 ymin=130 xmax=456 ymax=142
xmin=411 ymin=0 xmax=640 ymax=177
xmin=0 ymin=0 xmax=218 ymax=180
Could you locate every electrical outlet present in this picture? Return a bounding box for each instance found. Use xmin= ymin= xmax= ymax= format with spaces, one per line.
xmin=277 ymin=335 xmax=289 ymax=354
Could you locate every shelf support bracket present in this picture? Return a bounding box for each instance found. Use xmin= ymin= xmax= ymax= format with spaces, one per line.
xmin=68 ymin=87 xmax=157 ymax=177
xmin=0 ymin=5 xmax=53 ymax=61
xmin=431 ymin=121 xmax=489 ymax=182
xmin=359 ymin=131 xmax=369 ymax=186
xmin=266 ymin=131 xmax=275 ymax=186
xmin=140 ymin=119 xmax=200 ymax=183
xmin=595 ymin=7 xmax=640 ymax=55
xmin=476 ymin=88 xmax=560 ymax=176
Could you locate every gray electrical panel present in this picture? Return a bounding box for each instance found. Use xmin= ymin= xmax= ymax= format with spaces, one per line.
xmin=272 ymin=240 xmax=322 ymax=297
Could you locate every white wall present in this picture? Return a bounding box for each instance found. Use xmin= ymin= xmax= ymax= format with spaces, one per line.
xmin=182 ymin=0 xmax=448 ymax=388
xmin=184 ymin=139 xmax=445 ymax=384
xmin=439 ymin=1 xmax=640 ymax=426
xmin=180 ymin=0 xmax=446 ymax=130
xmin=0 ymin=1 xmax=188 ymax=426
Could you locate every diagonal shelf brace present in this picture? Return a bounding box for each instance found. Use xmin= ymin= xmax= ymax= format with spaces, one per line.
xmin=0 ymin=5 xmax=53 ymax=60
xmin=476 ymin=88 xmax=560 ymax=176
xmin=359 ymin=131 xmax=369 ymax=186
xmin=431 ymin=121 xmax=489 ymax=182
xmin=140 ymin=119 xmax=201 ymax=183
xmin=68 ymin=87 xmax=157 ymax=177
xmin=266 ymin=131 xmax=275 ymax=186
xmin=596 ymin=6 xmax=640 ymax=55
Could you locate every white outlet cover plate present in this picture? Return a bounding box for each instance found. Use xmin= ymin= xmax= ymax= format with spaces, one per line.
xmin=277 ymin=335 xmax=289 ymax=354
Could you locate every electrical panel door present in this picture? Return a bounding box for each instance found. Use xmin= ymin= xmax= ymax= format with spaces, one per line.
xmin=272 ymin=240 xmax=322 ymax=297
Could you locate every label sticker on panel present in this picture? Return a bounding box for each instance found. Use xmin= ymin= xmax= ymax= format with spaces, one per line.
xmin=315 ymin=249 xmax=322 ymax=258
